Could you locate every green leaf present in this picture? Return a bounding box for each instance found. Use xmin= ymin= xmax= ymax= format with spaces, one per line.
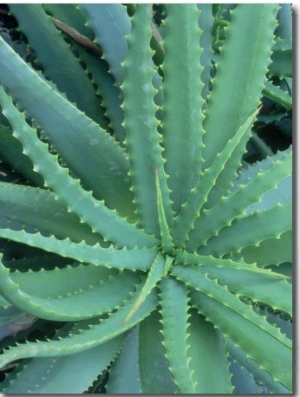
xmin=159 ymin=277 xmax=195 ymax=393
xmin=172 ymin=265 xmax=292 ymax=390
xmin=0 ymin=229 xmax=158 ymax=271
xmin=0 ymin=182 xmax=103 ymax=245
xmin=244 ymin=175 xmax=291 ymax=214
xmin=40 ymin=4 xmax=124 ymax=138
xmin=8 ymin=265 xmax=139 ymax=300
xmin=0 ymin=37 xmax=133 ymax=216
xmin=155 ymin=167 xmax=174 ymax=254
xmin=276 ymin=4 xmax=292 ymax=40
xmin=122 ymin=253 xmax=165 ymax=325
xmin=227 ymin=339 xmax=290 ymax=394
xmin=162 ymin=4 xmax=204 ymax=214
xmin=0 ymin=259 xmax=143 ymax=320
xmin=0 ymin=125 xmax=43 ymax=187
xmin=0 ymin=86 xmax=156 ymax=248
xmin=80 ymin=4 xmax=164 ymax=112
xmin=202 ymin=4 xmax=279 ymax=168
xmin=138 ymin=309 xmax=177 ymax=394
xmin=0 ymin=286 xmax=158 ymax=369
xmin=198 ymin=202 xmax=292 ymax=257
xmin=199 ymin=266 xmax=292 ymax=315
xmin=232 ymin=147 xmax=291 ymax=189
xmin=198 ymin=4 xmax=214 ymax=109
xmin=233 ymin=229 xmax=292 ymax=267
xmin=1 ymin=332 xmax=125 ymax=394
xmin=79 ymin=4 xmax=130 ymax=86
xmin=263 ymin=80 xmax=292 ymax=109
xmin=201 ymin=4 xmax=279 ymax=208
xmin=122 ymin=4 xmax=172 ymax=236
xmin=229 ymin=356 xmax=268 ymax=394
xmin=175 ymin=251 xmax=288 ymax=279
xmin=8 ymin=4 xmax=107 ymax=128
xmin=172 ymin=109 xmax=258 ymax=247
xmin=187 ymin=147 xmax=292 ymax=251
xmin=42 ymin=4 xmax=95 ymax=38
xmin=188 ymin=309 xmax=233 ymax=393
xmin=1 ymin=253 xmax=72 ymax=274
xmin=269 ymin=38 xmax=292 ymax=78
xmin=106 ymin=327 xmax=141 ymax=394
xmin=73 ymin=47 xmax=126 ymax=143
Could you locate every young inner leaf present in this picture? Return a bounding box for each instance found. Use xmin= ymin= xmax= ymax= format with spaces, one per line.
xmin=155 ymin=166 xmax=174 ymax=255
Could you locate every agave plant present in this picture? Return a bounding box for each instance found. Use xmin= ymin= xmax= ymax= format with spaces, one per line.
xmin=0 ymin=3 xmax=292 ymax=394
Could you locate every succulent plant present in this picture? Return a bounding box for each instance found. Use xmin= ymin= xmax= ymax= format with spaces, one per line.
xmin=0 ymin=3 xmax=292 ymax=394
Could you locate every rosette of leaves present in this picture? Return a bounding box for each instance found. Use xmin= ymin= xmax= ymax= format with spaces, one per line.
xmin=0 ymin=3 xmax=292 ymax=394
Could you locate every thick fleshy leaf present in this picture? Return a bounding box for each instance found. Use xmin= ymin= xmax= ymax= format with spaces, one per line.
xmin=122 ymin=253 xmax=165 ymax=325
xmin=0 ymin=259 xmax=143 ymax=321
xmin=187 ymin=309 xmax=233 ymax=393
xmin=8 ymin=4 xmax=107 ymax=128
xmin=0 ymin=182 xmax=103 ymax=245
xmin=106 ymin=327 xmax=141 ymax=394
xmin=138 ymin=309 xmax=177 ymax=394
xmin=198 ymin=202 xmax=292 ymax=257
xmin=171 ymin=265 xmax=292 ymax=390
xmin=172 ymin=109 xmax=259 ymax=246
xmin=187 ymin=148 xmax=292 ymax=251
xmin=162 ymin=4 xmax=204 ymax=214
xmin=201 ymin=4 xmax=279 ymax=207
xmin=0 ymin=37 xmax=133 ymax=216
xmin=159 ymin=277 xmax=195 ymax=393
xmin=202 ymin=4 xmax=279 ymax=168
xmin=0 ymin=85 xmax=156 ymax=249
xmin=0 ymin=287 xmax=158 ymax=369
xmin=0 ymin=230 xmax=158 ymax=271
xmin=1 ymin=330 xmax=125 ymax=394
xmin=122 ymin=4 xmax=172 ymax=236
xmin=0 ymin=125 xmax=43 ymax=187
xmin=227 ymin=339 xmax=290 ymax=394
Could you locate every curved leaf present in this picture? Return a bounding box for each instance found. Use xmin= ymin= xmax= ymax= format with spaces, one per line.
xmin=202 ymin=4 xmax=279 ymax=168
xmin=1 ymin=325 xmax=125 ymax=394
xmin=0 ymin=37 xmax=133 ymax=216
xmin=0 ymin=182 xmax=103 ymax=245
xmin=0 ymin=259 xmax=143 ymax=321
xmin=0 ymin=85 xmax=156 ymax=248
xmin=227 ymin=339 xmax=290 ymax=394
xmin=202 ymin=4 xmax=279 ymax=207
xmin=198 ymin=202 xmax=292 ymax=257
xmin=172 ymin=109 xmax=258 ymax=246
xmin=0 ymin=125 xmax=43 ymax=187
xmin=172 ymin=265 xmax=292 ymax=390
xmin=8 ymin=4 xmax=107 ymax=128
xmin=200 ymin=266 xmax=292 ymax=315
xmin=187 ymin=147 xmax=291 ymax=251
xmin=0 ymin=287 xmax=158 ymax=369
xmin=123 ymin=253 xmax=165 ymax=325
xmin=0 ymin=230 xmax=158 ymax=271
xmin=233 ymin=229 xmax=292 ymax=267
